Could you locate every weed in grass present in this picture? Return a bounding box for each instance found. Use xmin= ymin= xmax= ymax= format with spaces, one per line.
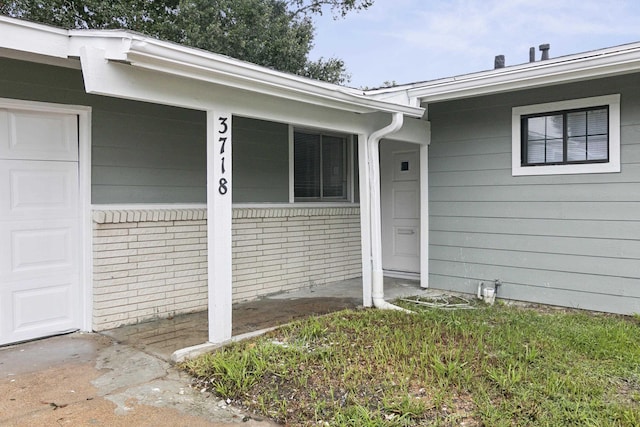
xmin=486 ymin=363 xmax=524 ymax=394
xmin=429 ymin=349 xmax=468 ymax=388
xmin=381 ymin=393 xmax=428 ymax=419
xmin=298 ymin=316 xmax=328 ymax=341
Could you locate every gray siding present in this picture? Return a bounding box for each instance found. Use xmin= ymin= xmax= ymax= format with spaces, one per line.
xmin=0 ymin=58 xmax=291 ymax=203
xmin=232 ymin=117 xmax=289 ymax=202
xmin=428 ymin=73 xmax=640 ymax=314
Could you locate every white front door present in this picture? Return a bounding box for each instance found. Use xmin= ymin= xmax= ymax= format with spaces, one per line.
xmin=0 ymin=106 xmax=81 ymax=345
xmin=380 ymin=141 xmax=420 ymax=274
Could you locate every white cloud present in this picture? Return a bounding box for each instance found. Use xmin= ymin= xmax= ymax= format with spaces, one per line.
xmin=311 ymin=0 xmax=640 ymax=87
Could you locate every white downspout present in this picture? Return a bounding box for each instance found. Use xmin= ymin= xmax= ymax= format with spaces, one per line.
xmin=368 ymin=112 xmax=411 ymax=312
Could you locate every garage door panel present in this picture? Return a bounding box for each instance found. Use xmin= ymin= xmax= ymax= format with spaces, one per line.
xmin=0 ymin=109 xmax=78 ymax=161
xmin=0 ymin=160 xmax=78 ymax=220
xmin=0 ymin=105 xmax=81 ymax=345
xmin=0 ymin=276 xmax=78 ymax=345
xmin=0 ymin=219 xmax=78 ymax=280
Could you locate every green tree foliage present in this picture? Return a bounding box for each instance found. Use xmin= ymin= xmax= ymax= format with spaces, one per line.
xmin=0 ymin=0 xmax=373 ymax=84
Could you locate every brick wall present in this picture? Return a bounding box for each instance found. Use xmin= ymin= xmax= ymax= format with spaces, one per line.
xmin=91 ymin=206 xmax=361 ymax=330
xmin=232 ymin=207 xmax=362 ymax=300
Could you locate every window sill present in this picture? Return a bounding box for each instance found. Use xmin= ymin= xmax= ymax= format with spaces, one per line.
xmin=512 ymin=162 xmax=620 ymax=176
xmin=233 ymin=202 xmax=359 ymax=208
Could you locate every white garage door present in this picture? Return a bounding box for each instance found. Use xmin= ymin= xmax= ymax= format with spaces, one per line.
xmin=0 ymin=107 xmax=81 ymax=345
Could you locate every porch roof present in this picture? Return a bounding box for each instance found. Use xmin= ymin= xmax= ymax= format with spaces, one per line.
xmin=0 ymin=15 xmax=424 ymax=118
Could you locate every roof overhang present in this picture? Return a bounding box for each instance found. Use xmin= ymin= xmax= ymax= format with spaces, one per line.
xmin=0 ymin=16 xmax=424 ymax=118
xmin=366 ymin=42 xmax=640 ymax=105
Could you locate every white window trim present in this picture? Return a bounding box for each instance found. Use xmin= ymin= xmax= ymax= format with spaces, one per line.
xmin=288 ymin=125 xmax=354 ymax=203
xmin=512 ymin=94 xmax=621 ymax=176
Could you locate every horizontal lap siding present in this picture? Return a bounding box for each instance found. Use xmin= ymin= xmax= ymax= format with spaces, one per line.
xmin=91 ymin=107 xmax=207 ymax=203
xmin=0 ymin=58 xmax=290 ymax=204
xmin=232 ymin=117 xmax=289 ymax=202
xmin=428 ymin=74 xmax=640 ymax=314
xmin=0 ymin=57 xmax=208 ymax=204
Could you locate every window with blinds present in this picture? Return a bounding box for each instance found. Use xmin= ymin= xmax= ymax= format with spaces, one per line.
xmin=522 ymin=106 xmax=609 ymax=166
xmin=294 ymin=131 xmax=348 ymax=201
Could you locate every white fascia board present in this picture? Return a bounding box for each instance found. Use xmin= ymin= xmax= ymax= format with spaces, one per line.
xmin=407 ymin=44 xmax=640 ymax=103
xmin=118 ymin=38 xmax=424 ymax=117
xmin=0 ymin=16 xmax=69 ymax=58
xmin=2 ymin=17 xmax=423 ymax=117
xmin=68 ymin=32 xmax=131 ymax=62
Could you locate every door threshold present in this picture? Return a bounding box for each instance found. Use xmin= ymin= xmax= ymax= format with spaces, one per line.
xmin=383 ymin=270 xmax=420 ymax=280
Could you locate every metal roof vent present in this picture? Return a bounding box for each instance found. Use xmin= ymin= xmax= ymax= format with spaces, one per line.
xmin=494 ymin=55 xmax=505 ymax=69
xmin=539 ymin=43 xmax=550 ymax=60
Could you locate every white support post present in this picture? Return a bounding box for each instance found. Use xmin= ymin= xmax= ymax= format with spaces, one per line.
xmin=207 ymin=111 xmax=233 ymax=343
xmin=357 ymin=133 xmax=372 ymax=307
xmin=419 ymin=143 xmax=429 ymax=288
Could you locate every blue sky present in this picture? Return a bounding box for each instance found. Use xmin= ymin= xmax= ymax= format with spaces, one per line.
xmin=309 ymin=0 xmax=640 ymax=88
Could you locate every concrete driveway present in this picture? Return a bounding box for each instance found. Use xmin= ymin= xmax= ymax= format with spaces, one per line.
xmin=0 ymin=333 xmax=278 ymax=426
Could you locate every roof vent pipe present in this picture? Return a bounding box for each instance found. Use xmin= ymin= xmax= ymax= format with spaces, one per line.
xmin=494 ymin=55 xmax=505 ymax=69
xmin=539 ymin=43 xmax=550 ymax=60
xmin=529 ymin=47 xmax=535 ymax=62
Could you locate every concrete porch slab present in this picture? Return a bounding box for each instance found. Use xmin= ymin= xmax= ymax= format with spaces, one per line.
xmin=103 ymin=277 xmax=429 ymax=362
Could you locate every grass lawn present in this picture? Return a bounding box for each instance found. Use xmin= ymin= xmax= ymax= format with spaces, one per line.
xmin=182 ymin=300 xmax=640 ymax=426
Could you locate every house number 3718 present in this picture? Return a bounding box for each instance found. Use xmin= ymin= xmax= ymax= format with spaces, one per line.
xmin=218 ymin=116 xmax=229 ymax=195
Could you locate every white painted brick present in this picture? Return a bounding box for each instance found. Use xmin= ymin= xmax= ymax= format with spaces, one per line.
xmin=262 ymin=226 xmax=287 ymax=234
xmin=93 ymin=297 xmax=132 ymax=310
xmin=93 ymin=263 xmax=136 ymax=274
xmin=94 ymin=289 xmax=138 ymax=302
xmin=130 ymin=266 xmax=167 ymax=277
xmin=178 ymin=220 xmax=206 ymax=226
xmin=92 ymin=284 xmax=129 ymax=295
xmin=135 ymin=246 xmax=174 ymax=256
xmin=92 ymin=207 xmax=362 ymax=330
xmin=93 ymin=270 xmax=130 ymax=281
xmin=174 ymin=268 xmax=206 ymax=278
xmin=176 ymin=243 xmax=207 ymax=252
xmin=128 ymin=253 xmax=167 ymax=263
xmin=128 ymin=240 xmax=167 ymax=249
xmin=94 ymin=228 xmax=130 ymax=237
xmin=172 ymin=237 xmax=202 ymax=247
xmin=173 ymin=256 xmax=207 ymax=265
xmin=166 ymin=275 xmax=201 ymax=286
xmin=136 ymin=234 xmax=173 ymax=242
xmin=127 ymin=280 xmax=166 ymax=292
xmin=234 ymin=250 xmax=263 ymax=259
xmin=137 ymin=220 xmax=174 ymax=228
xmin=135 ymin=259 xmax=173 ymax=269
xmin=172 ymin=301 xmax=207 ymax=312
xmin=127 ymin=224 xmax=168 ymax=233
xmin=93 ymin=236 xmax=138 ymax=245
xmin=166 ymin=263 xmax=202 ymax=273
xmin=169 ymin=225 xmax=201 ymax=233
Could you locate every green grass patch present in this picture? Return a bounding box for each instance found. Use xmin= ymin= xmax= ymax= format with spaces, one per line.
xmin=181 ymin=304 xmax=640 ymax=426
